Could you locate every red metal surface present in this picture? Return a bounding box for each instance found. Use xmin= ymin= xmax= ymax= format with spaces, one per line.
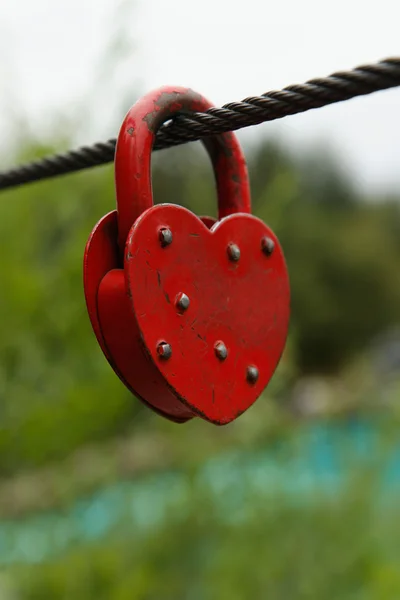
xmin=83 ymin=211 xmax=118 ymax=364
xmin=83 ymin=210 xmax=191 ymax=422
xmin=97 ymin=269 xmax=194 ymax=422
xmin=125 ymin=204 xmax=290 ymax=424
xmin=83 ymin=209 xmax=219 ymax=423
xmin=84 ymin=85 xmax=290 ymax=425
xmin=199 ymin=216 xmax=217 ymax=229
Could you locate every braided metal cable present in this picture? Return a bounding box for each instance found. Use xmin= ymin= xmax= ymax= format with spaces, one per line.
xmin=0 ymin=57 xmax=399 ymax=191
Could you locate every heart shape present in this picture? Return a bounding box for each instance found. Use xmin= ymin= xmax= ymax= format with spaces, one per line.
xmin=125 ymin=204 xmax=290 ymax=425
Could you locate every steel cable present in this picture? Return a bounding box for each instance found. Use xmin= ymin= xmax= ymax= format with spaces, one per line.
xmin=0 ymin=57 xmax=399 ymax=191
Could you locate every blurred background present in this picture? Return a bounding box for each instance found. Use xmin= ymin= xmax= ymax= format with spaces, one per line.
xmin=0 ymin=0 xmax=400 ymax=598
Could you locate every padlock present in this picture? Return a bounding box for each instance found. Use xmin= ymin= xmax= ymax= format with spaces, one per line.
xmin=84 ymin=86 xmax=290 ymax=425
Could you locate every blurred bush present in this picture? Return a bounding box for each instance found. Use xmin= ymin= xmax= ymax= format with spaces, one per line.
xmin=2 ymin=5 xmax=400 ymax=594
xmin=0 ymin=120 xmax=399 ymax=600
xmin=0 ymin=138 xmax=399 ymax=474
xmin=8 ymin=446 xmax=400 ymax=600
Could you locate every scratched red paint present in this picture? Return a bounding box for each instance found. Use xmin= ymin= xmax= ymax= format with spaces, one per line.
xmin=125 ymin=205 xmax=290 ymax=424
xmin=83 ymin=86 xmax=290 ymax=425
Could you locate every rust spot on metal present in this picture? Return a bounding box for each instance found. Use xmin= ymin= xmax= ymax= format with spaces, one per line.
xmin=157 ymin=270 xmax=161 ymax=287
xmin=142 ymin=89 xmax=205 ymax=133
xmin=127 ymin=127 xmax=134 ymax=136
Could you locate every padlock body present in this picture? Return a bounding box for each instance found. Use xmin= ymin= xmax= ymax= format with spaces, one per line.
xmin=124 ymin=204 xmax=290 ymax=424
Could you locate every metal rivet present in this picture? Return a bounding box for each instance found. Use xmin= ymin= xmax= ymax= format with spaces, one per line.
xmin=159 ymin=228 xmax=173 ymax=247
xmin=157 ymin=342 xmax=172 ymax=360
xmin=214 ymin=341 xmax=228 ymax=361
xmin=246 ymin=365 xmax=259 ymax=384
xmin=227 ymin=243 xmax=240 ymax=262
xmin=261 ymin=236 xmax=275 ymax=256
xmin=176 ymin=292 xmax=190 ymax=312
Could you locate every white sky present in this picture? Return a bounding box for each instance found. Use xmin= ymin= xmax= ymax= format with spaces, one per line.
xmin=0 ymin=0 xmax=399 ymax=194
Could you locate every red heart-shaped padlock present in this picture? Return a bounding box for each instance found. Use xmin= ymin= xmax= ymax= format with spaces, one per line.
xmin=124 ymin=204 xmax=290 ymax=424
xmin=84 ymin=86 xmax=290 ymax=425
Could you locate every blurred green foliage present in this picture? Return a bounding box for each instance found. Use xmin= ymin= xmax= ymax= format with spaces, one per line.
xmin=1 ymin=132 xmax=400 ymax=598
xmin=8 ymin=460 xmax=400 ymax=600
xmin=0 ymin=138 xmax=399 ymax=475
xmin=1 ymin=4 xmax=399 ymax=593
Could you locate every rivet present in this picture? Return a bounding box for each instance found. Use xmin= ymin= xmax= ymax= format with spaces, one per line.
xmin=214 ymin=341 xmax=228 ymax=361
xmin=159 ymin=228 xmax=173 ymax=247
xmin=246 ymin=365 xmax=259 ymax=384
xmin=176 ymin=292 xmax=190 ymax=312
xmin=227 ymin=243 xmax=241 ymax=262
xmin=157 ymin=342 xmax=172 ymax=360
xmin=261 ymin=236 xmax=275 ymax=256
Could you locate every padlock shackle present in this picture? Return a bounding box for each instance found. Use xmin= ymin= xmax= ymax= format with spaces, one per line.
xmin=115 ymin=86 xmax=251 ymax=252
